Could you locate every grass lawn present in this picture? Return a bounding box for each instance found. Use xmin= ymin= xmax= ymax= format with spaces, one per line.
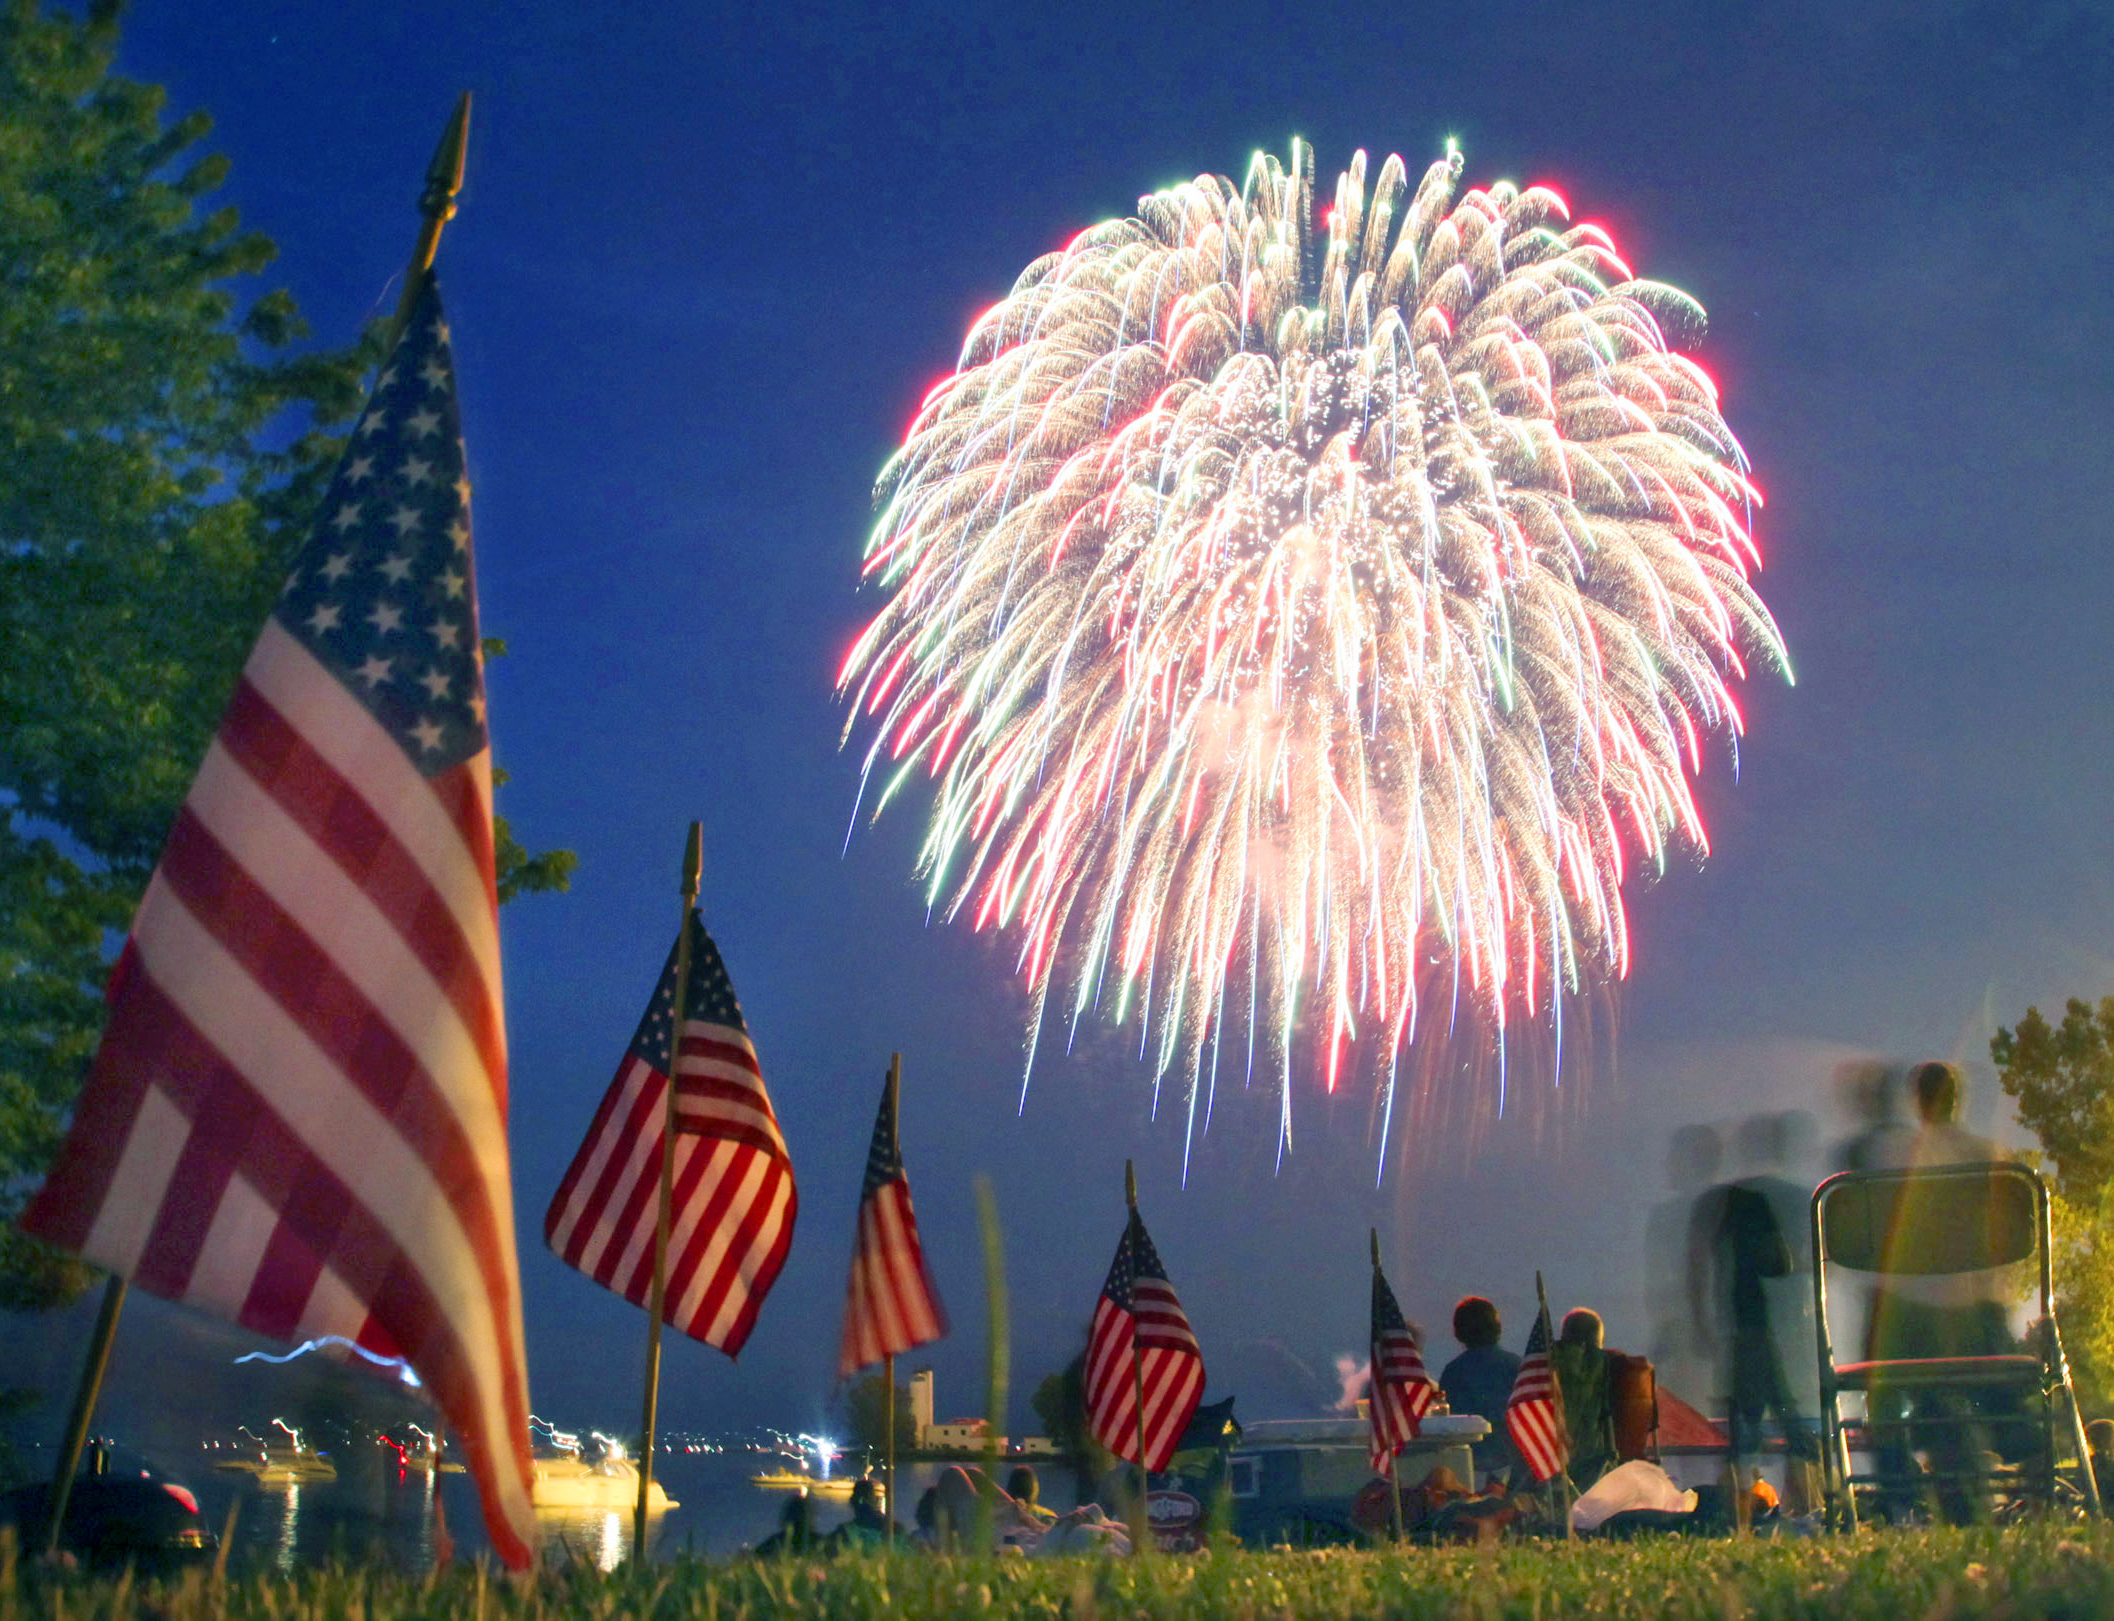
xmin=6 ymin=1523 xmax=2113 ymax=1619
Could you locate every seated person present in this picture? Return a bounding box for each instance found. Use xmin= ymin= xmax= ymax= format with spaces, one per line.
xmin=928 ymin=1463 xmax=1043 ymax=1551
xmin=1007 ymin=1465 xmax=1057 ymax=1527
xmin=1439 ymin=1295 xmax=1523 ymax=1487
xmin=754 ymin=1490 xmax=818 ymax=1556
xmin=827 ymin=1477 xmax=895 ymax=1551
xmin=1552 ymin=1308 xmax=1619 ymax=1489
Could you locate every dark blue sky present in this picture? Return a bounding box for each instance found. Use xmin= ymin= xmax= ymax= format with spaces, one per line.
xmin=45 ymin=0 xmax=2114 ymax=1442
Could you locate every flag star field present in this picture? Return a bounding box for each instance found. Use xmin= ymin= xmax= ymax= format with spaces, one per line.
xmin=277 ymin=305 xmax=486 ymax=775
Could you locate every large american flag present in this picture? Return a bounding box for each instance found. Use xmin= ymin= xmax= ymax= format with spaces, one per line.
xmin=1367 ymin=1264 xmax=1437 ymax=1471
xmin=1505 ymin=1305 xmax=1569 ymax=1484
xmin=543 ymin=912 xmax=795 ymax=1356
xmin=837 ymin=1071 xmax=946 ymax=1378
xmin=21 ymin=280 xmax=537 ymax=1567
xmin=1085 ymin=1211 xmax=1205 ymax=1474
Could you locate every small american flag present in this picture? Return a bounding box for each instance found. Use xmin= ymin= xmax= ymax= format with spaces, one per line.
xmin=837 ymin=1070 xmax=946 ymax=1378
xmin=1085 ymin=1210 xmax=1205 ymax=1474
xmin=1368 ymin=1264 xmax=1436 ymax=1471
xmin=21 ymin=280 xmax=537 ymax=1567
xmin=1505 ymin=1305 xmax=1569 ymax=1484
xmin=544 ymin=911 xmax=796 ymax=1356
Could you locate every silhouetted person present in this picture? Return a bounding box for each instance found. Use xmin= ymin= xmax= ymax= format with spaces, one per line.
xmin=1866 ymin=1061 xmax=2009 ymax=1524
xmin=1835 ymin=1060 xmax=1914 ymax=1175
xmin=1552 ymin=1308 xmax=1619 ymax=1488
xmin=828 ymin=1476 xmax=895 ymax=1551
xmin=755 ymin=1490 xmax=817 ymax=1556
xmin=1743 ymin=1111 xmax=1823 ymax=1419
xmin=1647 ymin=1125 xmax=1724 ymax=1401
xmin=1689 ymin=1116 xmax=1816 ymax=1516
xmin=1439 ymin=1296 xmax=1522 ymax=1486
xmin=1006 ymin=1464 xmax=1055 ymax=1524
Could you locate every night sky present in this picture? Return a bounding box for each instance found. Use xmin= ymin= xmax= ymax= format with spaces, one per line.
xmin=29 ymin=0 xmax=2114 ymax=1445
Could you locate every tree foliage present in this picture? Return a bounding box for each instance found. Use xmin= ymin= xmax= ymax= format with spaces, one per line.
xmin=1990 ymin=997 xmax=2114 ymax=1200
xmin=840 ymin=1372 xmax=915 ymax=1457
xmin=1993 ymin=995 xmax=2114 ymax=1409
xmin=0 ymin=0 xmax=568 ymax=1308
xmin=1029 ymin=1360 xmax=1088 ymax=1460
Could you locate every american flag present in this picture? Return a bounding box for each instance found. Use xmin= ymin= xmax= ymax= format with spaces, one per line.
xmin=1085 ymin=1211 xmax=1205 ymax=1474
xmin=21 ymin=280 xmax=537 ymax=1567
xmin=1368 ymin=1264 xmax=1437 ymax=1471
xmin=1505 ymin=1305 xmax=1570 ymax=1484
xmin=543 ymin=911 xmax=795 ymax=1356
xmin=837 ymin=1071 xmax=946 ymax=1378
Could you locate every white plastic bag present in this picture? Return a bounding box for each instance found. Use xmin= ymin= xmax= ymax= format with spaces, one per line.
xmin=1570 ymin=1459 xmax=1698 ymax=1532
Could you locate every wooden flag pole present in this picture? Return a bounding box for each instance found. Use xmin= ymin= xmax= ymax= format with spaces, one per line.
xmin=41 ymin=1275 xmax=125 ymax=1556
xmin=881 ymin=1351 xmax=896 ymax=1543
xmin=1535 ymin=1271 xmax=1573 ymax=1540
xmin=634 ymin=821 xmax=703 ymax=1560
xmin=1373 ymin=1229 xmax=1405 ymax=1545
xmin=41 ymin=96 xmax=474 ymax=1562
xmin=974 ymin=1172 xmax=1009 ymax=1554
xmin=882 ymin=1052 xmax=902 ymax=1547
xmin=1124 ymin=1161 xmax=1151 ymax=1558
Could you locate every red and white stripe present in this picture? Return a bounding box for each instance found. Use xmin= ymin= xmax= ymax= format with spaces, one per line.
xmin=544 ymin=1019 xmax=794 ymax=1356
xmin=838 ymin=1177 xmax=945 ymax=1378
xmin=1506 ymin=1320 xmax=1570 ymax=1484
xmin=1369 ymin=1329 xmax=1437 ymax=1470
xmin=1085 ymin=1277 xmax=1205 ymax=1474
xmin=23 ymin=620 xmax=537 ymax=1566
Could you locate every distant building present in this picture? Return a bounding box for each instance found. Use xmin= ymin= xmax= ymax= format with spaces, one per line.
xmin=910 ymin=1368 xmax=935 ymax=1441
xmin=907 ymin=1369 xmax=1058 ymax=1454
xmin=926 ymin=1417 xmax=997 ymax=1450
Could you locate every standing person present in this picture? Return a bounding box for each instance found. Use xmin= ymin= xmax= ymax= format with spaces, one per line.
xmin=1744 ymin=1113 xmax=1824 ymax=1457
xmin=1689 ymin=1122 xmax=1811 ymax=1521
xmin=1551 ymin=1309 xmax=1620 ymax=1489
xmin=1647 ymin=1126 xmax=1725 ymax=1403
xmin=1439 ymin=1296 xmax=1522 ymax=1488
xmin=1865 ymin=1061 xmax=2011 ymax=1524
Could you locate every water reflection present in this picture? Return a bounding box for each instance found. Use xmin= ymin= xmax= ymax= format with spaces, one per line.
xmin=180 ymin=1453 xmax=1077 ymax=1570
xmin=277 ymin=1482 xmax=298 ymax=1571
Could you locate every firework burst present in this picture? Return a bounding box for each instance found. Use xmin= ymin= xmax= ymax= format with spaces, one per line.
xmin=840 ymin=140 xmax=1789 ymax=1175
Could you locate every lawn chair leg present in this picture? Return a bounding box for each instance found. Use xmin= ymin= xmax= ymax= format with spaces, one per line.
xmin=1829 ymin=1405 xmax=1859 ymax=1533
xmin=2061 ymin=1375 xmax=2101 ymax=1518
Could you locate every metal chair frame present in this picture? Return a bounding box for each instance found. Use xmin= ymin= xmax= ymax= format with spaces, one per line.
xmin=1810 ymin=1161 xmax=2100 ymax=1529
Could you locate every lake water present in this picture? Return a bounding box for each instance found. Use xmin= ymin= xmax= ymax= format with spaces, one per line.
xmin=170 ymin=1451 xmax=1078 ymax=1571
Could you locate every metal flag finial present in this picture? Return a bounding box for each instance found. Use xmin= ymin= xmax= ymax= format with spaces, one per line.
xmin=680 ymin=821 xmax=703 ymax=905
xmin=382 ymin=92 xmax=473 ymax=355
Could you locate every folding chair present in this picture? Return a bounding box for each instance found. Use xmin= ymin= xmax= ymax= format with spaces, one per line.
xmin=1810 ymin=1161 xmax=2100 ymax=1528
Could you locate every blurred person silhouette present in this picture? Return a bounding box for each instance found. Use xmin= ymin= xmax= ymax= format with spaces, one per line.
xmin=1827 ymin=1062 xmax=1912 ymax=1400
xmin=1864 ymin=1061 xmax=2013 ymax=1524
xmin=755 ymin=1489 xmax=817 ymax=1556
xmin=1552 ymin=1308 xmax=1620 ymax=1489
xmin=1688 ymin=1115 xmax=1819 ymax=1517
xmin=1834 ymin=1060 xmax=1912 ymax=1174
xmin=1439 ymin=1295 xmax=1523 ymax=1487
xmin=1646 ymin=1125 xmax=1724 ymax=1402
